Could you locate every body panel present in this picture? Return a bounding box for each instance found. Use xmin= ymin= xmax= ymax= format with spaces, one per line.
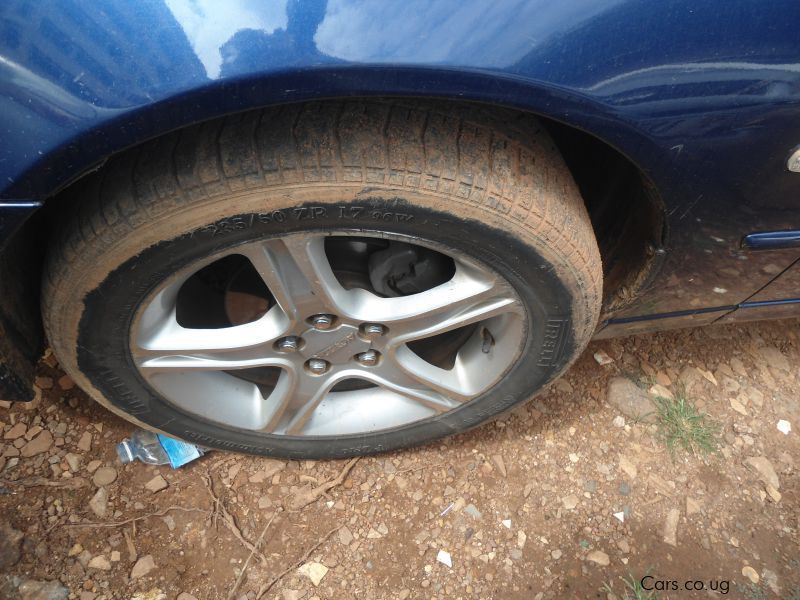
xmin=0 ymin=0 xmax=799 ymax=349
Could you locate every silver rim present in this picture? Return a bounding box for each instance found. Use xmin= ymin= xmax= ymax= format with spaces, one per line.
xmin=130 ymin=231 xmax=526 ymax=437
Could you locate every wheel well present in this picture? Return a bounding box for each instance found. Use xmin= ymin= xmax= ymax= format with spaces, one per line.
xmin=543 ymin=120 xmax=666 ymax=315
xmin=26 ymin=99 xmax=665 ymax=339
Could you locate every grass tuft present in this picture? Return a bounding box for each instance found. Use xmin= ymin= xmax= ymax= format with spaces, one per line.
xmin=652 ymin=384 xmax=719 ymax=457
xmin=602 ymin=572 xmax=659 ymax=600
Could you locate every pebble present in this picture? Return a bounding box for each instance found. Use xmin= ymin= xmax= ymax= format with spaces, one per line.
xmin=662 ymin=508 xmax=680 ymax=547
xmin=145 ymin=475 xmax=168 ymax=493
xmin=744 ymin=456 xmax=780 ymax=489
xmin=338 ymin=526 xmax=353 ymax=546
xmin=87 ymin=555 xmax=112 ymax=571
xmin=17 ymin=579 xmax=68 ymax=600
xmin=4 ymin=422 xmax=26 ymax=440
xmin=649 ymin=384 xmax=673 ymax=400
xmin=550 ymin=549 xmax=562 ymax=560
xmin=756 ymin=346 xmax=789 ymax=372
xmin=89 ymin=487 xmax=108 ymax=519
xmin=58 ymin=375 xmax=75 ymax=390
xmin=0 ymin=520 xmax=23 ymax=569
xmin=686 ymin=497 xmax=702 ymax=516
xmin=491 ymin=454 xmax=507 ymax=477
xmin=21 ymin=430 xmax=54 ymax=457
xmin=464 ymin=504 xmax=482 ymax=520
xmin=729 ymin=398 xmax=748 ymax=416
xmin=86 ymin=460 xmax=102 ymax=474
xmin=741 ymin=566 xmax=759 ymax=584
xmin=561 ymin=494 xmax=579 ymax=510
xmin=606 ymin=377 xmax=657 ymax=422
xmin=92 ymin=467 xmax=117 ymax=487
xmin=64 ymin=453 xmax=81 ymax=472
xmin=130 ymin=555 xmax=156 ymax=579
xmin=77 ymin=432 xmax=92 ymax=452
xmin=618 ymin=455 xmax=637 ymax=479
xmin=298 ymin=561 xmax=328 ymax=586
xmin=586 ymin=550 xmax=609 ymax=566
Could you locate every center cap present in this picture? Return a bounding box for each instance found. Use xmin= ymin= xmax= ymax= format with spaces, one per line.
xmin=300 ymin=323 xmax=372 ymax=365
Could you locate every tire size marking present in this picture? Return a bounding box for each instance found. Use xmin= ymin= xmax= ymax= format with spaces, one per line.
xmin=200 ymin=205 xmax=415 ymax=237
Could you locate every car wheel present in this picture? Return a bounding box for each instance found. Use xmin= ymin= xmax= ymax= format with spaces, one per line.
xmin=43 ymin=101 xmax=602 ymax=458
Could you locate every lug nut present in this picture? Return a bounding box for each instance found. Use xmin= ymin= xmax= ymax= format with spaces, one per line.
xmin=275 ymin=336 xmax=301 ymax=353
xmin=310 ymin=314 xmax=335 ymax=330
xmin=361 ymin=323 xmax=385 ymax=338
xmin=356 ymin=350 xmax=380 ymax=366
xmin=306 ymin=358 xmax=330 ymax=374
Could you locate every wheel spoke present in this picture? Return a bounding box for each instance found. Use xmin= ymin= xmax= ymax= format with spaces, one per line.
xmin=267 ymin=372 xmax=340 ymax=435
xmin=240 ymin=235 xmax=347 ymax=321
xmin=133 ymin=290 xmax=291 ymax=372
xmin=378 ymin=263 xmax=522 ymax=346
xmin=361 ymin=362 xmax=464 ymax=412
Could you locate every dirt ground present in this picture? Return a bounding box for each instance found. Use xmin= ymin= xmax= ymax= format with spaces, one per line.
xmin=1 ymin=318 xmax=798 ymax=599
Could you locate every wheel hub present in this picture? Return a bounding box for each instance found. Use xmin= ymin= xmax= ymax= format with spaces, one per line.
xmin=297 ymin=322 xmax=372 ymax=365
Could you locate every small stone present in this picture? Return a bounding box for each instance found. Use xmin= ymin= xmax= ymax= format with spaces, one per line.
xmin=762 ymin=569 xmax=780 ymax=595
xmin=35 ymin=376 xmax=54 ymax=390
xmin=662 ymin=508 xmax=680 ymax=547
xmin=618 ymin=455 xmax=637 ymax=479
xmin=744 ymin=456 xmax=780 ymax=489
xmin=741 ymin=566 xmax=759 ymax=584
xmin=145 ymin=475 xmax=168 ymax=493
xmin=607 ymin=377 xmax=657 ymax=422
xmin=436 ymin=550 xmax=452 ymax=568
xmin=4 ymin=422 xmax=26 ymax=440
xmin=501 ymin=519 xmax=512 ymax=529
xmin=338 ymin=526 xmax=353 ymax=546
xmin=765 ymin=484 xmax=782 ymax=503
xmin=551 ymin=549 xmax=562 ymax=560
xmin=20 ymin=430 xmax=53 ymax=457
xmin=586 ymin=550 xmax=609 ymax=566
xmin=110 ymin=550 xmax=121 ymax=562
xmin=131 ymin=554 xmax=156 ymax=579
xmin=86 ymin=460 xmax=102 ymax=474
xmin=464 ymin=504 xmax=482 ymax=520
xmin=92 ymin=467 xmax=117 ymax=487
xmin=89 ymin=487 xmax=108 ymax=519
xmin=686 ymin=497 xmax=702 ymax=516
xmin=491 ymin=454 xmax=507 ymax=477
xmin=655 ymin=371 xmax=671 ymax=386
xmin=612 ymin=416 xmax=626 ymax=428
xmin=17 ymin=580 xmax=69 ymax=600
xmin=87 ymin=555 xmax=112 ymax=571
xmin=593 ymin=350 xmax=614 ymax=365
xmin=298 ymin=561 xmax=328 ymax=586
xmin=58 ymin=375 xmax=75 ymax=390
xmin=0 ymin=520 xmax=23 ymax=569
xmin=517 ymin=530 xmax=527 ymax=549
xmin=757 ymin=346 xmax=790 ymax=372
xmin=68 ymin=543 xmax=83 ymax=557
xmin=729 ymin=398 xmax=748 ymax=416
xmin=618 ymin=482 xmax=631 ymax=496
xmin=562 ymin=494 xmax=579 ymax=510
xmin=77 ymin=432 xmax=92 ymax=452
xmin=64 ymin=453 xmax=81 ymax=472
xmin=649 ymin=384 xmax=673 ymax=400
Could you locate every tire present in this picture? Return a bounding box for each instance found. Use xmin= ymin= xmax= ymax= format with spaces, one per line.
xmin=43 ymin=100 xmax=602 ymax=459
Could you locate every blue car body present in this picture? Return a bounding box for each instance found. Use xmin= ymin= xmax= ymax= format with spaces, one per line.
xmin=1 ymin=0 xmax=800 ymax=398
